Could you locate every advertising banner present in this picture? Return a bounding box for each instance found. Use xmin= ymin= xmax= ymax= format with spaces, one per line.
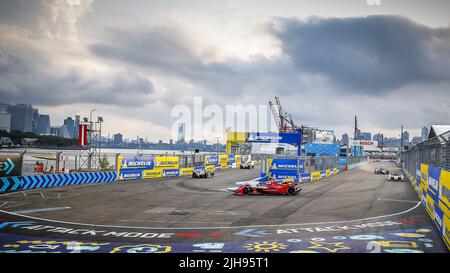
xmin=228 ymin=154 xmax=236 ymax=167
xmin=270 ymin=169 xmax=298 ymax=180
xmin=311 ymin=171 xmax=321 ymax=181
xmin=180 ymin=167 xmax=194 ymax=176
xmin=219 ymin=154 xmax=228 ymax=169
xmin=205 ymin=154 xmax=219 ymax=166
xmin=117 ymin=156 xmax=179 ymax=180
xmin=300 ymin=173 xmax=311 ymax=182
xmin=269 ymin=158 xmax=304 ymax=172
xmin=439 ymin=169 xmax=450 ymax=216
xmin=117 ymin=156 xmax=155 ymax=180
xmin=0 ymin=153 xmax=23 ymax=177
xmin=428 ymin=166 xmax=441 ymax=202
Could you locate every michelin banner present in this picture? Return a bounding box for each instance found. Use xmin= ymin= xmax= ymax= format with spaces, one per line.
xmin=117 ymin=156 xmax=179 ymax=180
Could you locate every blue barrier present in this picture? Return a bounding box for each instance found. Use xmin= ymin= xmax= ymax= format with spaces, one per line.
xmin=0 ymin=171 xmax=117 ymax=193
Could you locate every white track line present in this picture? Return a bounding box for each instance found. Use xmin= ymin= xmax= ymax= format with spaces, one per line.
xmin=0 ymin=201 xmax=421 ymax=230
xmin=377 ymin=198 xmax=419 ymax=203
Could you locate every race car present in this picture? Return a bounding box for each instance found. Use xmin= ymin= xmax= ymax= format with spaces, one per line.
xmin=232 ymin=180 xmax=302 ymax=196
xmin=388 ymin=172 xmax=404 ymax=181
xmin=375 ymin=167 xmax=389 ymax=174
xmin=192 ymin=166 xmax=214 ymax=178
xmin=240 ymin=160 xmax=255 ymax=169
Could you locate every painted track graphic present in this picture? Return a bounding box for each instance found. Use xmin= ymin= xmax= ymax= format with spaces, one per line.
xmin=0 ymin=162 xmax=448 ymax=253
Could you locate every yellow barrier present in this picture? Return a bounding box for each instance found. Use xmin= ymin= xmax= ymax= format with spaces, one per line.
xmin=180 ymin=167 xmax=194 ymax=176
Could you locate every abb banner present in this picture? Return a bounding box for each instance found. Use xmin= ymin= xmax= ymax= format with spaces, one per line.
xmin=78 ymin=124 xmax=88 ymax=146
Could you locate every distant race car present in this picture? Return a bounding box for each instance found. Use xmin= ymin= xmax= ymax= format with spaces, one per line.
xmin=232 ymin=180 xmax=301 ymax=196
xmin=240 ymin=161 xmax=255 ymax=169
xmin=375 ymin=167 xmax=389 ymax=174
xmin=192 ymin=166 xmax=214 ymax=178
xmin=388 ymin=173 xmax=404 ymax=181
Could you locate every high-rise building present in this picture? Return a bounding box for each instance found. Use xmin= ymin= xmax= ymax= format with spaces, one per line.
xmin=373 ymin=133 xmax=383 ymax=144
xmin=421 ymin=127 xmax=429 ymax=141
xmin=64 ymin=117 xmax=75 ymax=138
xmin=32 ymin=108 xmax=40 ymax=134
xmin=0 ymin=111 xmax=11 ymax=132
xmin=360 ymin=132 xmax=372 ymax=141
xmin=74 ymin=115 xmax=80 ymax=139
xmin=340 ymin=133 xmax=349 ymax=146
xmin=178 ymin=123 xmax=186 ymax=143
xmin=7 ymin=103 xmax=34 ymax=132
xmin=36 ymin=115 xmax=51 ymax=135
xmin=113 ymin=133 xmax=123 ymax=145
xmin=411 ymin=136 xmax=422 ymax=146
xmin=402 ymin=131 xmax=410 ymax=144
xmin=58 ymin=125 xmax=71 ymax=138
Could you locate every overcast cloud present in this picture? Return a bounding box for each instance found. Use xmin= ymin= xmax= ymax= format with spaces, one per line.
xmin=0 ymin=0 xmax=449 ymax=141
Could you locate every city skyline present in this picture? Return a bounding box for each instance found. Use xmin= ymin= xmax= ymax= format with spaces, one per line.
xmin=1 ymin=1 xmax=450 ymax=141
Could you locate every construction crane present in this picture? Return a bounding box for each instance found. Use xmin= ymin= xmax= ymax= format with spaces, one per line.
xmin=269 ymin=96 xmax=300 ymax=133
xmin=269 ymin=96 xmax=314 ymax=144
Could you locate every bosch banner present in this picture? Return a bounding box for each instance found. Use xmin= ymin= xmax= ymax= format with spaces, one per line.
xmin=0 ymin=153 xmax=23 ymax=177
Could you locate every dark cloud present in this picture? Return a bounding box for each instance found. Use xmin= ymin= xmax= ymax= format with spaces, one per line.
xmin=0 ymin=46 xmax=154 ymax=106
xmin=270 ymin=15 xmax=450 ymax=92
xmin=88 ymin=26 xmax=290 ymax=98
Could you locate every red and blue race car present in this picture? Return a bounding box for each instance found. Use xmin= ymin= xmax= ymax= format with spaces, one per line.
xmin=230 ymin=179 xmax=302 ymax=196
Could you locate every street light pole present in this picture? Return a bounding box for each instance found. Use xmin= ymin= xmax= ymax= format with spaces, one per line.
xmin=89 ymin=109 xmax=97 ymax=151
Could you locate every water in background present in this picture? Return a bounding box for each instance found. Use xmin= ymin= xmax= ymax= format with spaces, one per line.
xmin=1 ymin=148 xmax=213 ymax=176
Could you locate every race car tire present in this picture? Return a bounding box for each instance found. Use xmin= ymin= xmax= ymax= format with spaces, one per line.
xmin=287 ymin=187 xmax=296 ymax=195
xmin=243 ymin=186 xmax=252 ymax=195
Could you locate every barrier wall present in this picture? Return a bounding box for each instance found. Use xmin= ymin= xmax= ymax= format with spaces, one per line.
xmin=0 ymin=171 xmax=117 ymax=193
xmin=403 ymin=163 xmax=450 ymax=250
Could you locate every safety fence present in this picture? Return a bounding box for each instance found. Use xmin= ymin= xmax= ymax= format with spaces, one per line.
xmin=402 ymin=130 xmax=450 ymax=250
xmin=0 ymin=171 xmax=117 ymax=193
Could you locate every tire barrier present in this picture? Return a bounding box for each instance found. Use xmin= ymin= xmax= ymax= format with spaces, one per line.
xmin=0 ymin=171 xmax=117 ymax=194
xmin=403 ymin=163 xmax=450 ymax=250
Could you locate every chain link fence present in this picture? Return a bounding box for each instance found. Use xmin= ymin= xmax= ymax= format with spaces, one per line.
xmin=402 ymin=130 xmax=450 ymax=175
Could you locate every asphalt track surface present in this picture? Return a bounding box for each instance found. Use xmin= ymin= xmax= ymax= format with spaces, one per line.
xmin=0 ymin=161 xmax=448 ymax=253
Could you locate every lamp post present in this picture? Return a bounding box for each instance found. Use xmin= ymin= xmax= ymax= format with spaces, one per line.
xmin=89 ymin=109 xmax=97 ymax=150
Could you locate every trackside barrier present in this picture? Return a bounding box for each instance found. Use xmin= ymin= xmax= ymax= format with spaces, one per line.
xmin=0 ymin=171 xmax=117 ymax=194
xmin=402 ymin=129 xmax=450 ymax=250
xmin=403 ymin=164 xmax=450 ymax=250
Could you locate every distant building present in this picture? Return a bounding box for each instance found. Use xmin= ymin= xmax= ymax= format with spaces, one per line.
xmin=36 ymin=115 xmax=51 ymax=135
xmin=113 ymin=133 xmax=123 ymax=145
xmin=421 ymin=127 xmax=429 ymax=141
xmin=74 ymin=115 xmax=80 ymax=139
xmin=32 ymin=108 xmax=40 ymax=134
xmin=402 ymin=131 xmax=410 ymax=143
xmin=0 ymin=111 xmax=11 ymax=132
xmin=359 ymin=132 xmax=372 ymax=141
xmin=64 ymin=117 xmax=75 ymax=138
xmin=7 ymin=103 xmax=33 ymax=132
xmin=340 ymin=133 xmax=349 ymax=146
xmin=50 ymin=127 xmax=59 ymax=136
xmin=178 ymin=123 xmax=186 ymax=143
xmin=373 ymin=133 xmax=383 ymax=144
xmin=58 ymin=125 xmax=71 ymax=138
xmin=411 ymin=136 xmax=422 ymax=146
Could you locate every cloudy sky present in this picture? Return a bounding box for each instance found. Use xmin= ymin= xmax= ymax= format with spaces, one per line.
xmin=1 ymin=0 xmax=449 ymax=142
